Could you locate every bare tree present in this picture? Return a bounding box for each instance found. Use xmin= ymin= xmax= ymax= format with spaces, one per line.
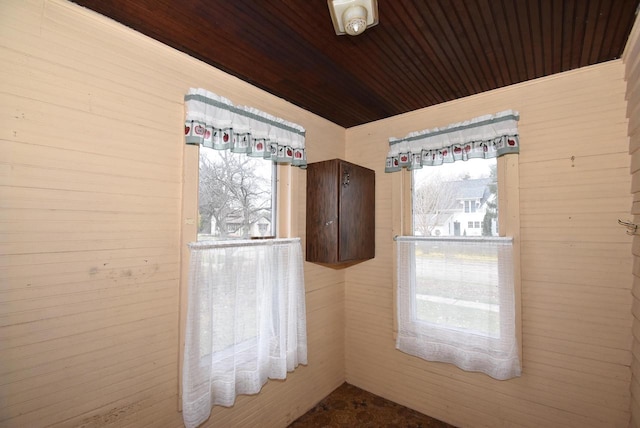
xmin=413 ymin=173 xmax=458 ymax=236
xmin=198 ymin=150 xmax=272 ymax=238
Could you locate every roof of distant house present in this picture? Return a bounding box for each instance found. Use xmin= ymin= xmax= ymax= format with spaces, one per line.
xmin=456 ymin=178 xmax=493 ymax=200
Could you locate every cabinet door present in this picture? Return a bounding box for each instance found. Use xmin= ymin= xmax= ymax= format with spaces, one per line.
xmin=306 ymin=160 xmax=339 ymax=264
xmin=338 ymin=161 xmax=375 ymax=262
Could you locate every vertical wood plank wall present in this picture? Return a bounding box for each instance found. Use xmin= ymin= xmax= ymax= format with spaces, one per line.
xmin=624 ymin=14 xmax=640 ymax=428
xmin=345 ymin=61 xmax=634 ymax=427
xmin=1 ymin=0 xmax=345 ymax=426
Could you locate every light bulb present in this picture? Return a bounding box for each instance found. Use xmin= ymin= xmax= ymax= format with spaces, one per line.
xmin=328 ymin=0 xmax=379 ymax=36
xmin=342 ymin=5 xmax=367 ymax=36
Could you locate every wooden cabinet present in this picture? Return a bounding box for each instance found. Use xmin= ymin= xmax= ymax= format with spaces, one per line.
xmin=305 ymin=159 xmax=375 ymax=266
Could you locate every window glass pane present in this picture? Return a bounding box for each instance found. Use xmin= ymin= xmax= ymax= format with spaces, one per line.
xmin=410 ymin=158 xmax=500 ymax=338
xmin=412 ymin=158 xmax=497 ymax=237
xmin=413 ymin=240 xmax=500 ymax=337
xmin=197 ymin=147 xmax=275 ymax=240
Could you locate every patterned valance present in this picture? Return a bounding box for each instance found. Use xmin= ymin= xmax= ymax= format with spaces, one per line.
xmin=184 ymin=88 xmax=306 ymax=168
xmin=385 ymin=110 xmax=520 ymax=173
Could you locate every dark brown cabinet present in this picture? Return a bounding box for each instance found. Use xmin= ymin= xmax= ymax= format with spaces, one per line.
xmin=305 ymin=159 xmax=375 ymax=266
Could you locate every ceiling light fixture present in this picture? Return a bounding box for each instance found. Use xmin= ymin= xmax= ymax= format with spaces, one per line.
xmin=328 ymin=0 xmax=379 ymax=36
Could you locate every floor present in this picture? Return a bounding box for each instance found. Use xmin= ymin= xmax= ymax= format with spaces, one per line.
xmin=288 ymin=383 xmax=457 ymax=427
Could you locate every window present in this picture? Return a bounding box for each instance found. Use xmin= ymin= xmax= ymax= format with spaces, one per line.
xmin=387 ymin=110 xmax=521 ymax=380
xmin=411 ymin=158 xmax=502 ymax=336
xmin=179 ymin=88 xmax=308 ymax=421
xmin=463 ymin=200 xmax=477 ymax=213
xmin=396 ymin=155 xmax=520 ymax=380
xmin=413 ymin=158 xmax=497 ymax=238
xmin=182 ymin=86 xmax=307 ymax=242
xmin=198 ymin=148 xmax=276 ymax=240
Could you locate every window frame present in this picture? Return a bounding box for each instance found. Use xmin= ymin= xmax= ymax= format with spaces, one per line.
xmin=196 ymin=147 xmax=278 ymax=240
xmin=463 ymin=199 xmax=477 ymax=213
xmin=392 ymin=154 xmax=522 ymax=363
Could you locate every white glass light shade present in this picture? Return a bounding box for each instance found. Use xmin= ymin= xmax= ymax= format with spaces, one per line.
xmin=328 ymin=0 xmax=379 ymax=36
xmin=343 ymin=5 xmax=367 ymax=35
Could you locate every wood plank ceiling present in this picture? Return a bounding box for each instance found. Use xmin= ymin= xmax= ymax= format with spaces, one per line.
xmin=71 ymin=0 xmax=639 ymax=128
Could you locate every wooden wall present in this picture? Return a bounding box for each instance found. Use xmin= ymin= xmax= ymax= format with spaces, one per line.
xmin=1 ymin=0 xmax=345 ymax=426
xmin=345 ymin=61 xmax=634 ymax=426
xmin=624 ymin=13 xmax=640 ymax=428
xmin=2 ymin=1 xmax=638 ymax=427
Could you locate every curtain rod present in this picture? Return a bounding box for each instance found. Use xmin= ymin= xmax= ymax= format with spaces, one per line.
xmin=394 ymin=235 xmax=512 ymax=243
xmin=189 ymin=237 xmax=300 ymax=250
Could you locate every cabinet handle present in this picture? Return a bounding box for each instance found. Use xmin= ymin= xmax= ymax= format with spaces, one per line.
xmin=342 ymin=170 xmax=350 ymax=187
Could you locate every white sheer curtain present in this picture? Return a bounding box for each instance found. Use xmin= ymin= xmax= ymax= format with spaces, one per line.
xmin=396 ymin=236 xmax=521 ymax=380
xmin=182 ymin=238 xmax=307 ymax=428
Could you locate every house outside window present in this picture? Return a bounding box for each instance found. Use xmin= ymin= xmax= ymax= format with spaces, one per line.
xmin=413 ymin=159 xmax=497 ymax=238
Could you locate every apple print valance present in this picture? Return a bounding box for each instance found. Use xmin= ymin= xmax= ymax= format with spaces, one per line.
xmin=385 ymin=110 xmax=520 ymax=173
xmin=184 ymin=88 xmax=306 ymax=168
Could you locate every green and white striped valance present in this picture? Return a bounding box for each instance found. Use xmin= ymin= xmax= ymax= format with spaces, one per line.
xmin=184 ymin=88 xmax=306 ymax=168
xmin=385 ymin=110 xmax=520 ymax=173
